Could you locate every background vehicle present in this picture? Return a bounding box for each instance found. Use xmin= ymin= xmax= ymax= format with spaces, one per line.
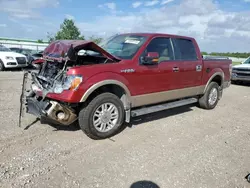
xmin=10 ymin=47 xmax=43 ymax=66
xmin=0 ymin=45 xmax=28 ymax=71
xmin=231 ymin=56 xmax=250 ymax=84
xmin=21 ymin=33 xmax=232 ymax=139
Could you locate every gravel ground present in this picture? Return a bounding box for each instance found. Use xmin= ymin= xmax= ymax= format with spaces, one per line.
xmin=0 ymin=71 xmax=250 ymax=188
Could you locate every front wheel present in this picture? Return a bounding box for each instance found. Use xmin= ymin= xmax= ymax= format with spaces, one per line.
xmin=78 ymin=93 xmax=125 ymax=140
xmin=198 ymin=82 xmax=220 ymax=110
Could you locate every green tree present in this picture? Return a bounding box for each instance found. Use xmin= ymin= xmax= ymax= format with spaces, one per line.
xmin=37 ymin=39 xmax=43 ymax=43
xmin=48 ymin=18 xmax=84 ymax=42
xmin=89 ymin=35 xmax=103 ymax=44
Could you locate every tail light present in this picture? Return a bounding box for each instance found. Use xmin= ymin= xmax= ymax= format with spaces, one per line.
xmin=229 ymin=63 xmax=232 ymax=76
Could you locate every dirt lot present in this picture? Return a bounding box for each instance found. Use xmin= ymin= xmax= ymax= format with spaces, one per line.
xmin=0 ymin=71 xmax=250 ymax=188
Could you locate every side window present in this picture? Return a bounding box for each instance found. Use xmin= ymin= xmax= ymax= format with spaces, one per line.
xmin=143 ymin=37 xmax=174 ymax=62
xmin=172 ymin=38 xmax=198 ymax=60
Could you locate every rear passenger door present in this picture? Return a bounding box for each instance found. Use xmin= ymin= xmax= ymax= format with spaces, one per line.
xmin=171 ymin=38 xmax=203 ymax=88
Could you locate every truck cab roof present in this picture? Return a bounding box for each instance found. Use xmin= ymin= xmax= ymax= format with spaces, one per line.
xmin=117 ymin=32 xmax=195 ymax=40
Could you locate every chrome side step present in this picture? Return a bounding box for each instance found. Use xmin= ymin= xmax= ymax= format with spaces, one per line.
xmin=131 ymin=98 xmax=198 ymax=117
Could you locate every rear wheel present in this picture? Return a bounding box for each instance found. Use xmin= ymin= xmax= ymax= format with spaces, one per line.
xmin=0 ymin=60 xmax=5 ymax=71
xmin=78 ymin=93 xmax=125 ymax=140
xmin=198 ymin=82 xmax=220 ymax=109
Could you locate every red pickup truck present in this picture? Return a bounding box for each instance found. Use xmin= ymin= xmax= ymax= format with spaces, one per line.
xmin=20 ymin=33 xmax=232 ymax=139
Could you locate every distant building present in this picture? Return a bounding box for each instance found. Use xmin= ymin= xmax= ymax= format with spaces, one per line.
xmin=0 ymin=37 xmax=49 ymax=52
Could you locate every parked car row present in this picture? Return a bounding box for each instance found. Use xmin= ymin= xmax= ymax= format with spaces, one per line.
xmin=0 ymin=44 xmax=43 ymax=71
xmin=9 ymin=47 xmax=43 ymax=64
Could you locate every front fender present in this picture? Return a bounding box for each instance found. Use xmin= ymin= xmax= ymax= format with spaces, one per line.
xmin=79 ymin=72 xmax=131 ymax=103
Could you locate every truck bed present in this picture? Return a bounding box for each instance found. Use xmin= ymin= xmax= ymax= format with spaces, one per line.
xmin=202 ymin=57 xmax=232 ymax=84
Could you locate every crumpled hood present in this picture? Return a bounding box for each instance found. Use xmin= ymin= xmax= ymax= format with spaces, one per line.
xmin=43 ymin=40 xmax=121 ymax=62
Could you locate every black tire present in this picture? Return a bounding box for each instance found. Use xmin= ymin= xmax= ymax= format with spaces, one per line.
xmin=198 ymin=82 xmax=220 ymax=110
xmin=78 ymin=92 xmax=125 ymax=140
xmin=0 ymin=59 xmax=5 ymax=71
xmin=247 ymin=174 xmax=250 ymax=183
xmin=231 ymin=80 xmax=238 ymax=85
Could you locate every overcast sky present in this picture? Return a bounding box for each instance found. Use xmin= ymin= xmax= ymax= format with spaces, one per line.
xmin=0 ymin=0 xmax=250 ymax=52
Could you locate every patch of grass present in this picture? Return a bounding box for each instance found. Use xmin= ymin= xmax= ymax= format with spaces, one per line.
xmin=233 ymin=61 xmax=241 ymax=65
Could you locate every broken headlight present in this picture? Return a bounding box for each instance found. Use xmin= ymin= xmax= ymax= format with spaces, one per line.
xmin=53 ymin=75 xmax=83 ymax=94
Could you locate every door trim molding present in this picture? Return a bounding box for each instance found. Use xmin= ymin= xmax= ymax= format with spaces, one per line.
xmin=131 ymin=85 xmax=205 ymax=108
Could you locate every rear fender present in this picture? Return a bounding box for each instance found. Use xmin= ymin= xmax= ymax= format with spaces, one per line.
xmin=203 ymin=69 xmax=224 ymax=94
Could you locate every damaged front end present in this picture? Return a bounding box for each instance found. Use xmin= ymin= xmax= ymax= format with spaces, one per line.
xmin=19 ymin=69 xmax=78 ymax=127
xmin=19 ymin=40 xmax=120 ymax=127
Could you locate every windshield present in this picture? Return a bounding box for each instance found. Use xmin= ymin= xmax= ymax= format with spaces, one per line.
xmin=0 ymin=45 xmax=11 ymax=52
xmin=100 ymin=34 xmax=148 ymax=59
xmin=243 ymin=57 xmax=250 ymax=64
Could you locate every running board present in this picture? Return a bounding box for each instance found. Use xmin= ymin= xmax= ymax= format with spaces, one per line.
xmin=131 ymin=98 xmax=198 ymax=117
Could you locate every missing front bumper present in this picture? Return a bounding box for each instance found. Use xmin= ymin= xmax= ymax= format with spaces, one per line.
xmin=25 ymin=96 xmax=78 ymax=126
xmin=19 ymin=71 xmax=77 ymax=127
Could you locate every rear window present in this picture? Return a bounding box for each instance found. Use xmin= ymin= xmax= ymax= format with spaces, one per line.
xmin=172 ymin=38 xmax=197 ymax=60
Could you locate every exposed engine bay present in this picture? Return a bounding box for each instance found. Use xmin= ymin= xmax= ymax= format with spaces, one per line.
xmin=19 ymin=53 xmax=113 ymax=127
xmin=30 ymin=39 xmax=121 ymax=96
xmin=19 ymin=40 xmax=120 ymax=127
xmin=32 ymin=52 xmax=113 ymax=98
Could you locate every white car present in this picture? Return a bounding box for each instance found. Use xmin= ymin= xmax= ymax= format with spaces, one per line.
xmin=0 ymin=45 xmax=28 ymax=71
xmin=231 ymin=56 xmax=250 ymax=83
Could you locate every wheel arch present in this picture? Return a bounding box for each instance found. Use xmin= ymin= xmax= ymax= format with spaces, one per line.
xmin=80 ymin=80 xmax=132 ymax=110
xmin=0 ymin=58 xmax=5 ymax=71
xmin=0 ymin=58 xmax=4 ymax=65
xmin=203 ymin=72 xmax=224 ymax=93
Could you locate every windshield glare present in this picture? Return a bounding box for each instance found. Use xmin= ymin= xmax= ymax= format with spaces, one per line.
xmin=0 ymin=45 xmax=11 ymax=52
xmin=243 ymin=57 xmax=250 ymax=64
xmin=100 ymin=35 xmax=148 ymax=59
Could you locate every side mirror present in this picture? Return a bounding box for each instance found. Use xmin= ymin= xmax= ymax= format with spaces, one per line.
xmin=141 ymin=52 xmax=159 ymax=65
xmin=78 ymin=50 xmax=86 ymax=56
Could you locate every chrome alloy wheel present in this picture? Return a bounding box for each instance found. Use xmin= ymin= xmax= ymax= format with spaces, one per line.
xmin=93 ymin=103 xmax=119 ymax=132
xmin=208 ymin=88 xmax=218 ymax=106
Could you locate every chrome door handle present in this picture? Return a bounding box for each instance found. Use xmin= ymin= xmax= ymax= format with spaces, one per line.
xmin=173 ymin=67 xmax=179 ymax=72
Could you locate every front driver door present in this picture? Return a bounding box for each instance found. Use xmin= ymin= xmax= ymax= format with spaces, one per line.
xmin=130 ymin=37 xmax=181 ymax=107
